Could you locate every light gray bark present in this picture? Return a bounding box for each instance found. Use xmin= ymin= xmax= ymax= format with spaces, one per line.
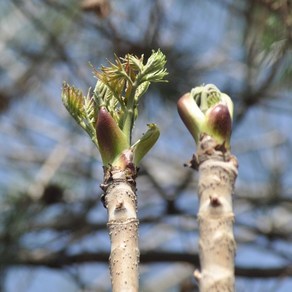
xmin=193 ymin=135 xmax=238 ymax=292
xmin=103 ymin=167 xmax=139 ymax=292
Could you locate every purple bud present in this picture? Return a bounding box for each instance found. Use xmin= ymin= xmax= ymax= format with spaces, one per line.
xmin=96 ymin=107 xmax=129 ymax=166
xmin=205 ymin=104 xmax=232 ymax=145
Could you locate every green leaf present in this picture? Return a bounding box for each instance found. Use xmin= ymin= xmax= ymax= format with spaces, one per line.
xmin=135 ymin=81 xmax=150 ymax=102
xmin=127 ymin=54 xmax=144 ymax=72
xmin=131 ymin=123 xmax=160 ymax=165
xmin=140 ymin=49 xmax=168 ymax=83
xmin=83 ymin=90 xmax=98 ymax=146
xmin=62 ymin=82 xmax=86 ymax=124
xmin=93 ymin=80 xmax=122 ymax=122
xmin=193 ymin=84 xmax=221 ymax=113
xmin=62 ymin=83 xmax=98 ymax=147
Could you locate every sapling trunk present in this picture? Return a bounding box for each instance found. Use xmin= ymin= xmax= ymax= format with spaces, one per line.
xmin=177 ymin=84 xmax=238 ymax=291
xmin=102 ymin=167 xmax=139 ymax=292
xmin=193 ymin=134 xmax=238 ymax=291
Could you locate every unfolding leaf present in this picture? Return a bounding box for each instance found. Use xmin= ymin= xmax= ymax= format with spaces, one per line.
xmin=131 ymin=123 xmax=160 ymax=165
xmin=135 ymin=81 xmax=150 ymax=102
xmin=61 ymin=82 xmax=86 ymax=123
xmin=62 ymin=83 xmax=99 ymax=147
xmin=140 ymin=49 xmax=168 ymax=83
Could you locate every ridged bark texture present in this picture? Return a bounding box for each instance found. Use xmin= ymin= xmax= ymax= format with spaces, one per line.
xmin=194 ymin=134 xmax=238 ymax=292
xmin=102 ymin=167 xmax=139 ymax=292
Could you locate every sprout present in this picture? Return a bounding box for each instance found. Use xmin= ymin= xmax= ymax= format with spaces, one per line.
xmin=177 ymin=84 xmax=233 ymax=148
xmin=62 ymin=50 xmax=167 ymax=168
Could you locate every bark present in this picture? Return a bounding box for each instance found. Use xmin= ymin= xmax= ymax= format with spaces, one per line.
xmin=192 ymin=134 xmax=238 ymax=292
xmin=101 ymin=166 xmax=139 ymax=292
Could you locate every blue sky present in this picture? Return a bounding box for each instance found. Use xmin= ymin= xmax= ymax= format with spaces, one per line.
xmin=1 ymin=0 xmax=292 ymax=291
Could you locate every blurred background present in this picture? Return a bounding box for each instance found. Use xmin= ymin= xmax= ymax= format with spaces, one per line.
xmin=0 ymin=0 xmax=292 ymax=291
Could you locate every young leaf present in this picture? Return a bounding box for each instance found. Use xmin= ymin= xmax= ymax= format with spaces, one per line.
xmin=131 ymin=123 xmax=160 ymax=165
xmin=62 ymin=83 xmax=99 ymax=147
xmin=62 ymin=82 xmax=86 ymax=124
xmin=140 ymin=49 xmax=168 ymax=83
xmin=83 ymin=91 xmax=98 ymax=146
xmin=135 ymin=81 xmax=150 ymax=102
